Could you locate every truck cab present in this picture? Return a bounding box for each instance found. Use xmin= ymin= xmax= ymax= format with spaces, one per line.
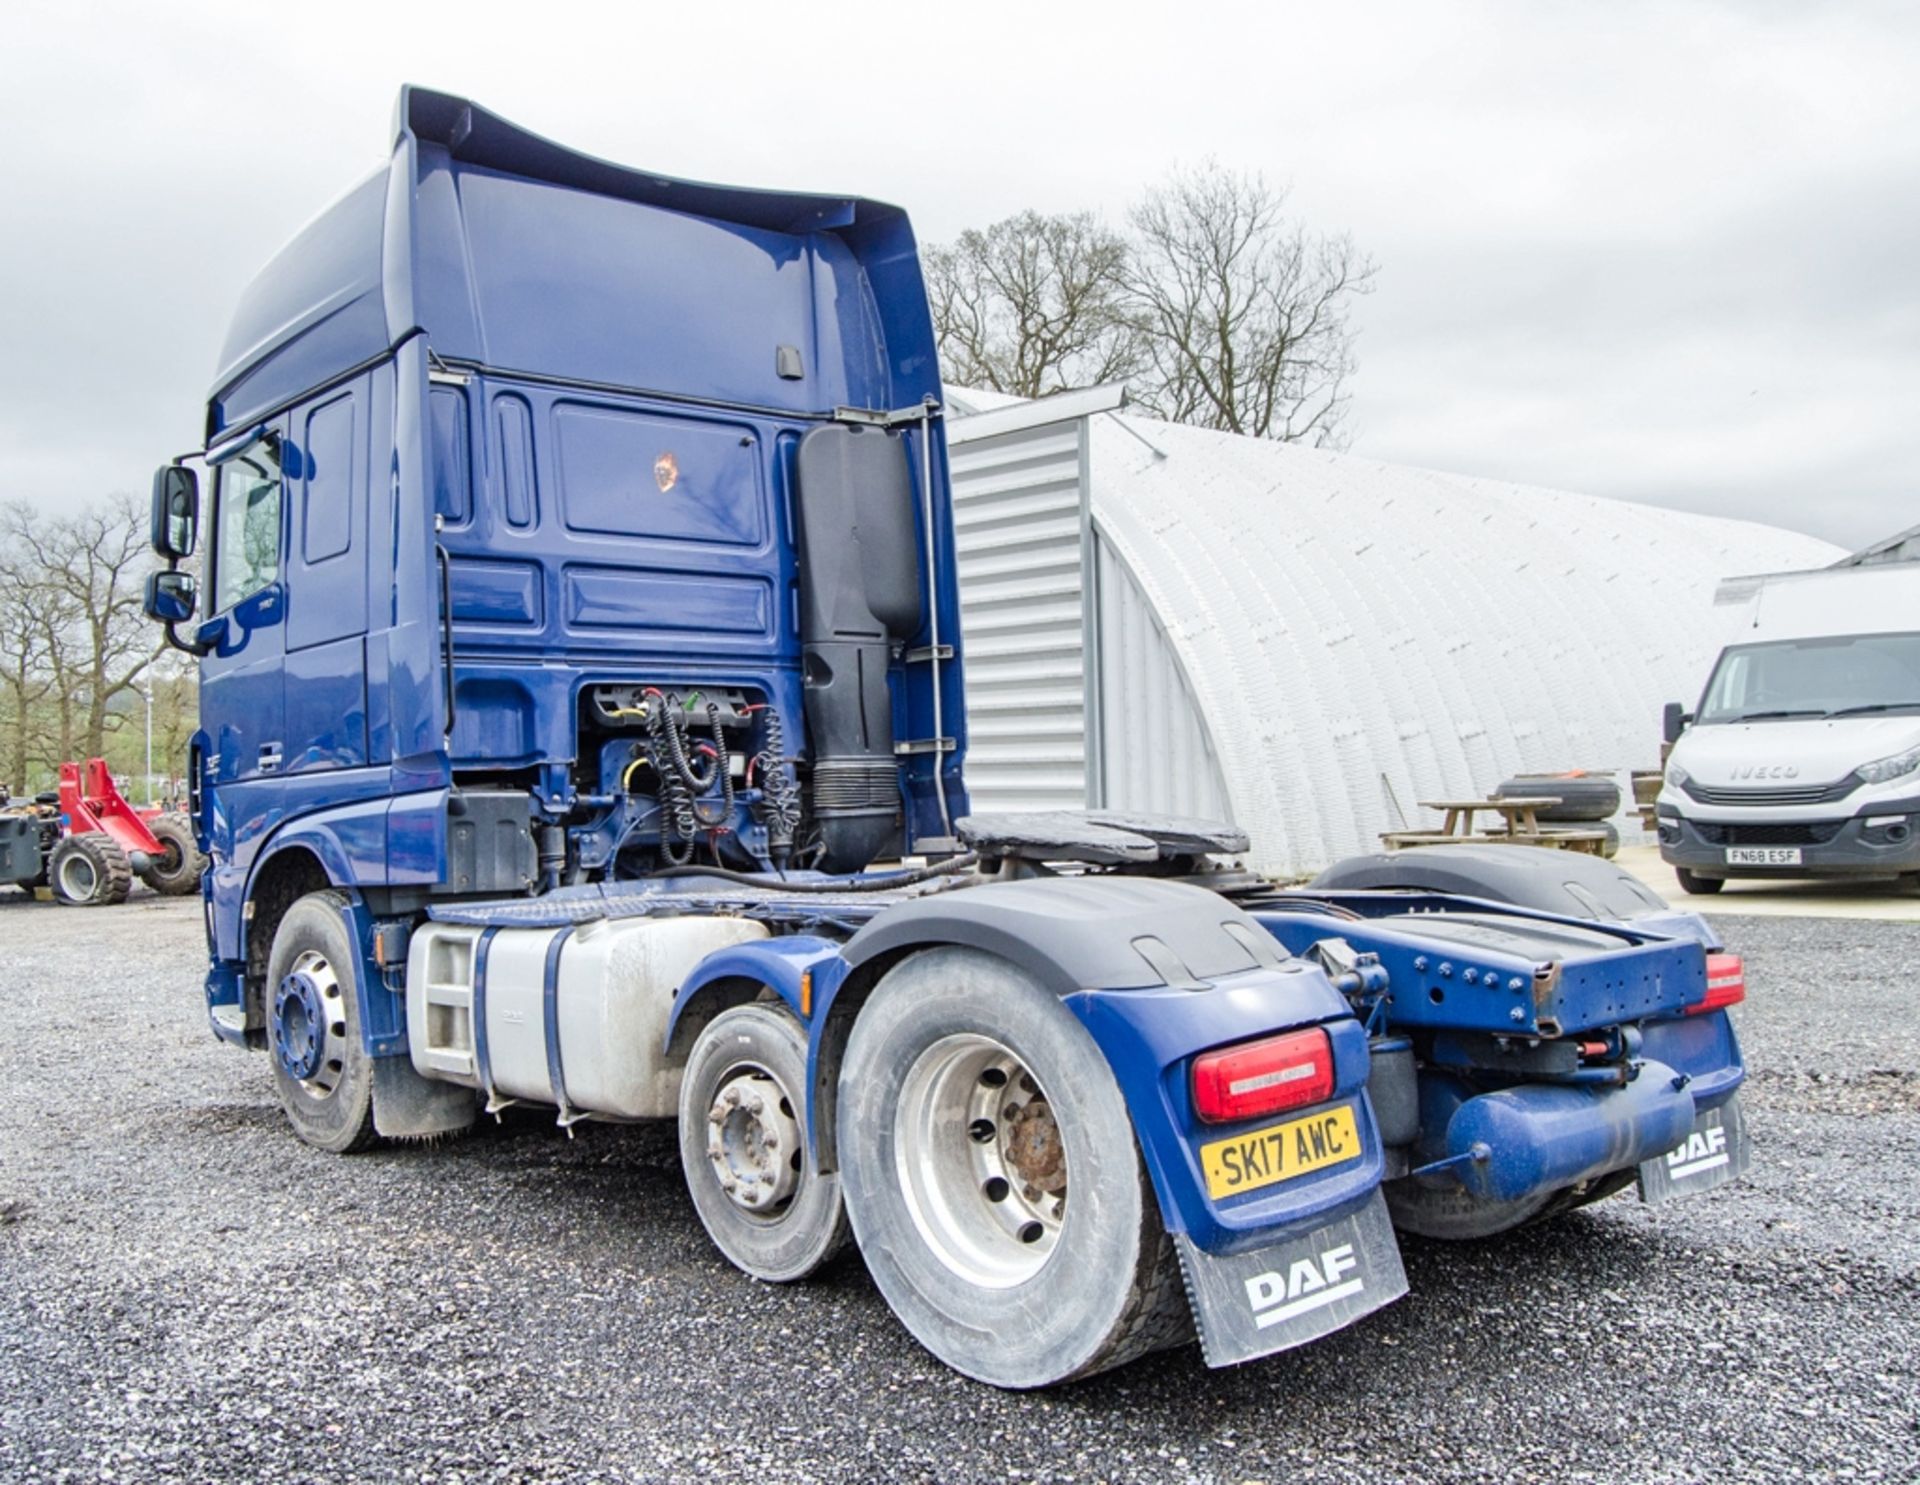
xmin=1658 ymin=563 xmax=1920 ymax=893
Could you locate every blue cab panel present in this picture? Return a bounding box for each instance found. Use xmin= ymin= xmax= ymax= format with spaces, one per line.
xmin=193 ymin=85 xmax=969 ymax=993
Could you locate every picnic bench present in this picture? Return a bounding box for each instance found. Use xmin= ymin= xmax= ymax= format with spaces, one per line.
xmin=1380 ymin=795 xmax=1608 ymax=855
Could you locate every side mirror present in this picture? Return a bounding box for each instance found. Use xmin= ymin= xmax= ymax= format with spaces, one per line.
xmin=1661 ymin=701 xmax=1692 ymax=744
xmin=144 ymin=569 xmax=199 ymax=625
xmin=150 ymin=465 xmax=199 ymax=560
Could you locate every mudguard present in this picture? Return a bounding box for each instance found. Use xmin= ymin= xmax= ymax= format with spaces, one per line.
xmin=664 ymin=935 xmax=846 ymax=1051
xmin=1640 ymin=1006 xmax=1746 ymax=1108
xmin=1065 ymin=968 xmax=1380 ymax=1253
xmin=1310 ymin=844 xmax=1671 ymax=922
xmin=837 ymin=876 xmax=1287 ymax=995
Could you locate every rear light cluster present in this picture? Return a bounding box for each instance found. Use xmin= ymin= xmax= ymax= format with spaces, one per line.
xmin=1687 ymin=952 xmax=1746 ymax=1016
xmin=1192 ymin=1027 xmax=1334 ymax=1124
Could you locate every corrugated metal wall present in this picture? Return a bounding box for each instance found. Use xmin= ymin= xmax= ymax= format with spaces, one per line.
xmin=1085 ymin=414 xmax=1845 ymax=875
xmin=1095 ymin=536 xmax=1233 ymax=820
xmin=946 ymin=416 xmax=1091 ymax=811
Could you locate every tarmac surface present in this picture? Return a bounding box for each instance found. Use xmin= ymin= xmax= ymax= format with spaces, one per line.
xmin=2 ymin=891 xmax=1916 ymax=1483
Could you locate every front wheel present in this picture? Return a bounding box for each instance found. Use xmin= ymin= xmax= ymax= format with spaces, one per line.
xmin=265 ymin=891 xmax=377 ymax=1153
xmin=678 ymin=1002 xmax=848 ymax=1282
xmin=836 ymin=947 xmax=1189 ymax=1388
xmin=49 ymin=833 xmax=133 ymax=906
xmin=1675 ymin=867 xmax=1725 ymax=895
xmin=138 ymin=813 xmax=205 ymax=895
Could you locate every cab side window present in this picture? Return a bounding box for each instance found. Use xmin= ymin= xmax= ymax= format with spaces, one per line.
xmin=213 ymin=439 xmax=283 ymax=612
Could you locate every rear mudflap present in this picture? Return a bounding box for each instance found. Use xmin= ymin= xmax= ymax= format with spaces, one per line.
xmin=1637 ymin=1094 xmax=1751 ymax=1203
xmin=1173 ymin=1189 xmax=1408 ymax=1367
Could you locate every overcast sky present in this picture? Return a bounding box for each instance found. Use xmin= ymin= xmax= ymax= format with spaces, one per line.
xmin=4 ymin=0 xmax=1914 ymax=549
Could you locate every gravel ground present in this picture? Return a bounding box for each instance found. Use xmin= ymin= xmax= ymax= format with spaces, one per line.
xmin=1 ymin=895 xmax=1916 ymax=1483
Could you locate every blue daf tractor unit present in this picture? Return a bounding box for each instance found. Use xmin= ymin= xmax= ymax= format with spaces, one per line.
xmin=144 ymin=89 xmax=1750 ymax=1388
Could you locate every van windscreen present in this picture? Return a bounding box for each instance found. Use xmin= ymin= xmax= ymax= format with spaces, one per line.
xmin=1699 ymin=631 xmax=1920 ymax=723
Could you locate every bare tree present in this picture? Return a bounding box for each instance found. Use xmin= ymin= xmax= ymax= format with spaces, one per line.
xmin=925 ymin=210 xmax=1144 ymax=399
xmin=0 ymin=565 xmax=56 ymax=792
xmin=1127 ymin=164 xmax=1376 ymax=447
xmin=0 ymin=496 xmax=165 ymax=772
xmin=146 ymin=660 xmax=199 ymax=804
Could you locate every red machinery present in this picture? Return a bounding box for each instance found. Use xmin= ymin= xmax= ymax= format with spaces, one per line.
xmin=44 ymin=758 xmax=203 ymax=906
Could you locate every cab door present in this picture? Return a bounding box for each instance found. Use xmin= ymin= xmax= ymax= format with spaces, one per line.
xmin=282 ymin=377 xmax=370 ymax=775
xmin=197 ymin=427 xmax=288 ymax=938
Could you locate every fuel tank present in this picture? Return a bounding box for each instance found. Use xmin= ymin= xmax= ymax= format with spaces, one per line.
xmin=1429 ymin=1062 xmax=1697 ymax=1205
xmin=405 ymin=916 xmax=768 ymax=1118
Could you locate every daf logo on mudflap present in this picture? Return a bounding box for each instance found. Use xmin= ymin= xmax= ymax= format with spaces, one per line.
xmin=1665 ymin=1124 xmax=1730 ymax=1181
xmin=1244 ymin=1243 xmax=1363 ymax=1330
xmin=1730 ymin=763 xmax=1799 ymax=779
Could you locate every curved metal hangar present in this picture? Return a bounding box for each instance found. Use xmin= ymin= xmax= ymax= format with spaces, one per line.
xmin=945 ymin=388 xmax=1840 ymax=877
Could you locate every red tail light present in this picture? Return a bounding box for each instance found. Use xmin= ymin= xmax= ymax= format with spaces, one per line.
xmin=1688 ymin=953 xmax=1745 ymax=1015
xmin=1193 ymin=1027 xmax=1335 ymax=1124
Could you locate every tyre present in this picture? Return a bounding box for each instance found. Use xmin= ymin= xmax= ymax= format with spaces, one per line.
xmin=49 ymin=833 xmax=133 ymax=907
xmin=1494 ymin=774 xmax=1620 ymax=824
xmin=1675 ymin=867 xmax=1724 ymax=895
xmin=679 ymin=1002 xmax=848 ymax=1283
xmin=137 ymin=812 xmax=205 ymax=896
xmin=836 ymin=947 xmax=1190 ymax=1388
xmin=1599 ymin=820 xmax=1620 ymax=860
xmin=265 ymin=891 xmax=377 ymax=1153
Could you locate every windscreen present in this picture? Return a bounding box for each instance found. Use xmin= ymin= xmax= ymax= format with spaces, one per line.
xmin=1698 ymin=631 xmax=1920 ymax=723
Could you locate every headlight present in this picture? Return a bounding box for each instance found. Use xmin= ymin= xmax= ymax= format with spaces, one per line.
xmin=1857 ymin=746 xmax=1920 ymax=786
xmin=1665 ymin=763 xmax=1690 ymax=789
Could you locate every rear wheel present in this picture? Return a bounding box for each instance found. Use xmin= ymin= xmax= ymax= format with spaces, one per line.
xmin=1675 ymin=868 xmax=1725 ymax=895
xmin=49 ymin=833 xmax=133 ymax=907
xmin=266 ymin=891 xmax=376 ymax=1153
xmin=137 ymin=813 xmax=205 ymax=895
xmin=678 ymin=1002 xmax=848 ymax=1282
xmin=836 ymin=947 xmax=1189 ymax=1388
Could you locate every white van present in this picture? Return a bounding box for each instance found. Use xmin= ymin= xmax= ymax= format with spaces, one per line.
xmin=1657 ymin=562 xmax=1920 ymax=894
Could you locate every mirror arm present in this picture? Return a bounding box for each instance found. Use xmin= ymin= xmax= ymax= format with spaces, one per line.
xmin=162 ymin=619 xmax=212 ymax=659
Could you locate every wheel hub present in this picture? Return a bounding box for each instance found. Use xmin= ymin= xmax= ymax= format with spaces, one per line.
xmin=1003 ymin=1098 xmax=1066 ymax=1195
xmin=273 ymin=971 xmax=327 ymax=1082
xmin=57 ymin=854 xmax=97 ymax=899
xmin=705 ymin=1070 xmax=802 ymax=1214
xmin=895 ymin=1035 xmax=1068 ymax=1289
xmin=271 ymin=950 xmax=346 ymax=1093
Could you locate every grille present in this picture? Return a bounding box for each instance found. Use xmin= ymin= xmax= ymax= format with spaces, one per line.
xmin=1682 ymin=778 xmax=1858 ymax=807
xmin=1693 ymin=820 xmax=1846 ymax=846
xmin=811 ymin=759 xmax=901 ymax=811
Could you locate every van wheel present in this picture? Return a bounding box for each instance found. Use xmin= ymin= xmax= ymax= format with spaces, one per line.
xmin=1675 ymin=868 xmax=1724 ymax=895
xmin=679 ymin=1003 xmax=848 ymax=1282
xmin=836 ymin=947 xmax=1190 ymax=1388
xmin=266 ymin=891 xmax=377 ymax=1153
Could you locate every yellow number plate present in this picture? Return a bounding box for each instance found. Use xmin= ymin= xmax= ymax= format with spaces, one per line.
xmin=1200 ymin=1104 xmax=1361 ymax=1200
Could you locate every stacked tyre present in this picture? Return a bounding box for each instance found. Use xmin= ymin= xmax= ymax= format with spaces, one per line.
xmin=1492 ymin=774 xmax=1621 ymax=858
